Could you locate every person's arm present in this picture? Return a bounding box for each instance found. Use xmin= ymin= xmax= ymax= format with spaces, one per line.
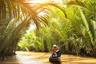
xmin=57 ymin=50 xmax=61 ymax=57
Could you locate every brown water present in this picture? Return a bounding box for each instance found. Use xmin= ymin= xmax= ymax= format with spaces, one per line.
xmin=0 ymin=51 xmax=96 ymax=64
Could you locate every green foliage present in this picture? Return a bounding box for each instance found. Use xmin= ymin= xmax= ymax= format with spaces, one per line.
xmin=0 ymin=0 xmax=96 ymax=57
xmin=18 ymin=0 xmax=96 ymax=56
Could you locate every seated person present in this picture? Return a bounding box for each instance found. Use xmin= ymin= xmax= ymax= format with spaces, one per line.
xmin=49 ymin=45 xmax=61 ymax=64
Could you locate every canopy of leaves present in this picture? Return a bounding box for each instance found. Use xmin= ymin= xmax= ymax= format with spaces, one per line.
xmin=0 ymin=0 xmax=96 ymax=56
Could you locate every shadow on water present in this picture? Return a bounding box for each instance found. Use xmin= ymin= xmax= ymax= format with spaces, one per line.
xmin=0 ymin=56 xmax=20 ymax=64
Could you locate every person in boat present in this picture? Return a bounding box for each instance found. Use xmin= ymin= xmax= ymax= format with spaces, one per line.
xmin=49 ymin=45 xmax=62 ymax=64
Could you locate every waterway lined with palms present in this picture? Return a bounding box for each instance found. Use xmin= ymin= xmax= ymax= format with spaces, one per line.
xmin=0 ymin=51 xmax=96 ymax=64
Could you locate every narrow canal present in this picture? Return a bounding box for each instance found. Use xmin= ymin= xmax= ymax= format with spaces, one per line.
xmin=0 ymin=51 xmax=96 ymax=64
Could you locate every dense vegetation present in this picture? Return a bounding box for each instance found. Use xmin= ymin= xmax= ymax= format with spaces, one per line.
xmin=18 ymin=0 xmax=96 ymax=56
xmin=0 ymin=0 xmax=96 ymax=58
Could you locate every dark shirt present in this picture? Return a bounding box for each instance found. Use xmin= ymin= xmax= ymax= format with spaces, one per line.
xmin=51 ymin=50 xmax=61 ymax=58
xmin=56 ymin=50 xmax=61 ymax=57
xmin=49 ymin=50 xmax=61 ymax=62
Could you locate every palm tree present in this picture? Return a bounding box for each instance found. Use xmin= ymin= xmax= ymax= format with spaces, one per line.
xmin=0 ymin=0 xmax=67 ymax=56
xmin=0 ymin=0 xmax=42 ymax=56
xmin=0 ymin=0 xmax=96 ymax=57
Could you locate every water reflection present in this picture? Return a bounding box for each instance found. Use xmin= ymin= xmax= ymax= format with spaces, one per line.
xmin=0 ymin=52 xmax=44 ymax=64
xmin=16 ymin=55 xmax=43 ymax=64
